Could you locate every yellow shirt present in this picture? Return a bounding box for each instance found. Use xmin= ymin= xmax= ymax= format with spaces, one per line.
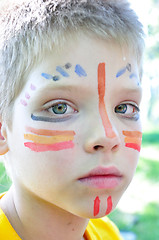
xmin=0 ymin=194 xmax=123 ymax=239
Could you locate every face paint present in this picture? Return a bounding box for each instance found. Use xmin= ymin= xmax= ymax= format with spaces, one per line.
xmin=56 ymin=66 xmax=69 ymax=77
xmin=41 ymin=73 xmax=53 ymax=80
xmin=75 ymin=64 xmax=87 ymax=77
xmin=94 ymin=196 xmax=100 ymax=216
xmin=52 ymin=76 xmax=60 ymax=81
xmin=25 ymin=93 xmax=30 ymax=99
xmin=31 ymin=114 xmax=72 ymax=123
xmin=24 ymin=127 xmax=75 ymax=152
xmin=105 ymin=196 xmax=112 ymax=215
xmin=30 ymin=84 xmax=36 ymax=91
xmin=20 ymin=84 xmax=37 ymax=106
xmin=116 ymin=63 xmax=131 ymax=78
xmin=98 ymin=63 xmax=116 ymax=138
xmin=64 ymin=63 xmax=72 ymax=69
xmin=126 ymin=63 xmax=131 ymax=72
xmin=20 ymin=99 xmax=27 ymax=106
xmin=41 ymin=73 xmax=60 ymax=81
xmin=122 ymin=130 xmax=142 ymax=152
xmin=116 ymin=67 xmax=127 ymax=78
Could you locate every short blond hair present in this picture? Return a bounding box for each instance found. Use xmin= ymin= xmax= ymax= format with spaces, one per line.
xmin=0 ymin=0 xmax=145 ymax=122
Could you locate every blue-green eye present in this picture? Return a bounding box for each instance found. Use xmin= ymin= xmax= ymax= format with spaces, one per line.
xmin=51 ymin=103 xmax=67 ymax=114
xmin=115 ymin=103 xmax=140 ymax=121
xmin=115 ymin=104 xmax=127 ymax=114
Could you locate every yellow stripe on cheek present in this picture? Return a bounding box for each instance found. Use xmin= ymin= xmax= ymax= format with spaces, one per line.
xmin=24 ymin=134 xmax=74 ymax=144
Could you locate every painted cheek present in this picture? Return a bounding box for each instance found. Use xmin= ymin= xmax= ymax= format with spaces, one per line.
xmin=98 ymin=63 xmax=116 ymax=138
xmin=24 ymin=127 xmax=76 ymax=152
xmin=123 ymin=130 xmax=142 ymax=152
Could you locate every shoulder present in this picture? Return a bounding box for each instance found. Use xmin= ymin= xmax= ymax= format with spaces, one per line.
xmin=0 ymin=192 xmax=22 ymax=240
xmin=85 ymin=217 xmax=123 ymax=240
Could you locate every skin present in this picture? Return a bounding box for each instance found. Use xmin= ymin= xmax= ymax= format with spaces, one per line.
xmin=0 ymin=33 xmax=142 ymax=240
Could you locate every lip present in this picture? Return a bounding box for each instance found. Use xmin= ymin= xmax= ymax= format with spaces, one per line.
xmin=78 ymin=166 xmax=122 ymax=189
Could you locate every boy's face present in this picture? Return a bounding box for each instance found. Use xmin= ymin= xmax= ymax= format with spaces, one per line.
xmin=6 ymin=34 xmax=142 ymax=218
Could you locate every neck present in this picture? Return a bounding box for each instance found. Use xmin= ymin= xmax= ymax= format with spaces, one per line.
xmin=1 ymin=187 xmax=88 ymax=240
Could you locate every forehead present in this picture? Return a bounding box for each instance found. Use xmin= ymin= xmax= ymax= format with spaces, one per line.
xmin=26 ymin=34 xmax=139 ymax=92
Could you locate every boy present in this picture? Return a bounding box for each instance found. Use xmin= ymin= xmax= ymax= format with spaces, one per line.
xmin=0 ymin=0 xmax=145 ymax=239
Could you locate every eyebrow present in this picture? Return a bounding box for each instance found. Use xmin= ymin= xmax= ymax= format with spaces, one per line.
xmin=37 ymin=83 xmax=94 ymax=96
xmin=120 ymin=86 xmax=142 ymax=96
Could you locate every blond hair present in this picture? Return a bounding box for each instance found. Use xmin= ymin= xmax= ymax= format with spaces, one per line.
xmin=0 ymin=0 xmax=145 ymax=122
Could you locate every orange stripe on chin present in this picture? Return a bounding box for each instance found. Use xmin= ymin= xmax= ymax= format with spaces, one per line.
xmin=98 ymin=63 xmax=116 ymax=138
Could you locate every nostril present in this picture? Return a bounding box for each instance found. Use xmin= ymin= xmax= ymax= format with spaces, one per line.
xmin=112 ymin=144 xmax=119 ymax=151
xmin=94 ymin=145 xmax=103 ymax=151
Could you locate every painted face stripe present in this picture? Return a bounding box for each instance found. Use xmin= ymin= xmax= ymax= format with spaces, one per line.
xmin=116 ymin=67 xmax=126 ymax=78
xmin=124 ymin=137 xmax=142 ymax=145
xmin=129 ymin=73 xmax=138 ymax=79
xmin=94 ymin=196 xmax=100 ymax=216
xmin=31 ymin=113 xmax=71 ymax=123
xmin=56 ymin=66 xmax=69 ymax=77
xmin=75 ymin=64 xmax=87 ymax=77
xmin=98 ymin=63 xmax=116 ymax=138
xmin=20 ymin=99 xmax=27 ymax=106
xmin=24 ymin=133 xmax=74 ymax=144
xmin=25 ymin=127 xmax=75 ymax=136
xmin=125 ymin=143 xmax=141 ymax=152
xmin=105 ymin=196 xmax=112 ymax=215
xmin=24 ymin=141 xmax=74 ymax=152
xmin=41 ymin=73 xmax=53 ymax=80
xmin=122 ymin=131 xmax=142 ymax=138
xmin=30 ymin=84 xmax=36 ymax=91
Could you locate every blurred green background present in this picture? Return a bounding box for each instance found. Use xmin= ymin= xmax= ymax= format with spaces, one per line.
xmin=0 ymin=0 xmax=159 ymax=239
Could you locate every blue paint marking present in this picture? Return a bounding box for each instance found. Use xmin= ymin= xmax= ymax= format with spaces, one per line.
xmin=53 ymin=76 xmax=60 ymax=81
xmin=56 ymin=66 xmax=69 ymax=77
xmin=31 ymin=114 xmax=71 ymax=122
xmin=65 ymin=63 xmax=72 ymax=69
xmin=129 ymin=73 xmax=138 ymax=79
xmin=75 ymin=64 xmax=87 ymax=77
xmin=41 ymin=73 xmax=53 ymax=80
xmin=116 ymin=67 xmax=126 ymax=78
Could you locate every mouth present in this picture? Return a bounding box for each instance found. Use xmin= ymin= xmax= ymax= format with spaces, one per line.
xmin=78 ymin=166 xmax=122 ymax=189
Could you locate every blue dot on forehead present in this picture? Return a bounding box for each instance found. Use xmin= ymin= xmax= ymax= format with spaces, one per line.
xmin=53 ymin=75 xmax=60 ymax=81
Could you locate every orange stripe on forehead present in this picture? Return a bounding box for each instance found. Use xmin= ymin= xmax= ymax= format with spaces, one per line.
xmin=25 ymin=127 xmax=75 ymax=136
xmin=122 ymin=131 xmax=142 ymax=138
xmin=98 ymin=63 xmax=116 ymax=138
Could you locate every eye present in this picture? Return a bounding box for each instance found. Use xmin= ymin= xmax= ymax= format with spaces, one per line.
xmin=115 ymin=103 xmax=140 ymax=120
xmin=46 ymin=101 xmax=77 ymax=116
xmin=115 ymin=104 xmax=127 ymax=114
xmin=50 ymin=103 xmax=67 ymax=114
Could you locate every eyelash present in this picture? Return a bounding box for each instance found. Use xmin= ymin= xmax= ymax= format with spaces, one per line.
xmin=114 ymin=103 xmax=140 ymax=121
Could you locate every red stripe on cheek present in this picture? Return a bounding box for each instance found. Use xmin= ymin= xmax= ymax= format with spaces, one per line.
xmin=125 ymin=143 xmax=141 ymax=152
xmin=94 ymin=196 xmax=100 ymax=216
xmin=98 ymin=63 xmax=116 ymax=138
xmin=105 ymin=196 xmax=113 ymax=215
xmin=24 ymin=141 xmax=74 ymax=152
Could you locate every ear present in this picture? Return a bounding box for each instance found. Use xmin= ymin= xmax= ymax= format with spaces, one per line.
xmin=0 ymin=122 xmax=9 ymax=155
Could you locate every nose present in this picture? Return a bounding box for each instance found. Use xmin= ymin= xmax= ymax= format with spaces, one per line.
xmin=84 ymin=121 xmax=120 ymax=154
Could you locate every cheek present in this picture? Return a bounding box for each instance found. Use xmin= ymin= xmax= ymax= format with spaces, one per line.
xmin=24 ymin=127 xmax=76 ymax=152
xmin=123 ymin=130 xmax=142 ymax=153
